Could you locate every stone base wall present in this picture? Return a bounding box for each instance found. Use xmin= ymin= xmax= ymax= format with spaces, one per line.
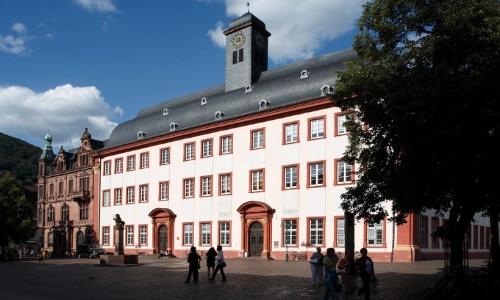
xmin=99 ymin=254 xmax=138 ymax=265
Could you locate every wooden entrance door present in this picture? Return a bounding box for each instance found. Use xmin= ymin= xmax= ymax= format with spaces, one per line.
xmin=158 ymin=225 xmax=168 ymax=251
xmin=249 ymin=222 xmax=264 ymax=257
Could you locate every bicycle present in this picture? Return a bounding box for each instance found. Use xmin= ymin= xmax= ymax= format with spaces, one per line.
xmin=181 ymin=248 xmax=190 ymax=258
xmin=289 ymin=250 xmax=306 ymax=261
xmin=422 ymin=266 xmax=460 ymax=300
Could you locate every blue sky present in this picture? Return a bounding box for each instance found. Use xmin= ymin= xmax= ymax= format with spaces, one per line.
xmin=0 ymin=0 xmax=365 ymax=150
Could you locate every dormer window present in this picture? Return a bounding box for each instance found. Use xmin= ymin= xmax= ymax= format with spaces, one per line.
xmin=163 ymin=109 xmax=170 ymax=116
xmin=138 ymin=131 xmax=145 ymax=139
xmin=170 ymin=122 xmax=178 ymax=131
xmin=300 ymin=70 xmax=309 ymax=79
xmin=259 ymin=100 xmax=270 ymax=110
xmin=321 ymin=85 xmax=334 ymax=96
xmin=245 ymin=85 xmax=253 ymax=93
xmin=201 ymin=98 xmax=207 ymax=105
xmin=215 ymin=111 xmax=224 ymax=120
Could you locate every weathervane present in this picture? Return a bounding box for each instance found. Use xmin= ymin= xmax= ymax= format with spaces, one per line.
xmin=247 ymin=2 xmax=250 ymax=13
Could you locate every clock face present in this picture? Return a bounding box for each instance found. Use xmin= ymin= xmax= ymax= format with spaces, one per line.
xmin=255 ymin=33 xmax=265 ymax=49
xmin=231 ymin=32 xmax=245 ymax=49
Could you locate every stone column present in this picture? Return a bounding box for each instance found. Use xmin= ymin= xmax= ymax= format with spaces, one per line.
xmin=114 ymin=225 xmax=124 ymax=255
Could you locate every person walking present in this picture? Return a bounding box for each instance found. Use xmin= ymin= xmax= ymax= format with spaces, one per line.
xmin=205 ymin=247 xmax=217 ymax=279
xmin=323 ymin=248 xmax=340 ymax=300
xmin=337 ymin=250 xmax=357 ymax=300
xmin=309 ymin=247 xmax=323 ymax=285
xmin=184 ymin=246 xmax=201 ymax=283
xmin=210 ymin=245 xmax=226 ymax=282
xmin=355 ymin=248 xmax=375 ymax=300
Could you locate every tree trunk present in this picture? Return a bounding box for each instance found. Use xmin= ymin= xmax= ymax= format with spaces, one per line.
xmin=448 ymin=206 xmax=476 ymax=276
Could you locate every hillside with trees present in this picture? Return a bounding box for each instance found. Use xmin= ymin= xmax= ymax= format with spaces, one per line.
xmin=0 ymin=132 xmax=41 ymax=185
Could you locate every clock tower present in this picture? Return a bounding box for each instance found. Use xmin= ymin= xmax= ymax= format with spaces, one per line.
xmin=224 ymin=13 xmax=271 ymax=93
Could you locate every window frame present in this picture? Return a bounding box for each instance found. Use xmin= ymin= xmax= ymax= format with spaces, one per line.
xmin=219 ymin=221 xmax=231 ymax=247
xmin=250 ymin=128 xmax=266 ymax=150
xmin=200 ymin=175 xmax=212 ymax=197
xmin=419 ymin=215 xmax=428 ymax=248
xmin=282 ymin=121 xmax=300 ymax=144
xmin=139 ymin=184 xmax=148 ymax=203
xmin=127 ymin=155 xmax=136 ymax=171
xmin=218 ymin=173 xmax=232 ymax=196
xmin=307 ymin=217 xmax=325 ymax=247
xmin=126 ymin=225 xmax=134 ymax=246
xmin=431 ymin=218 xmax=440 ymax=248
xmin=183 ymin=178 xmax=195 ymax=199
xmin=126 ymin=186 xmax=135 ymax=204
xmin=160 ymin=147 xmax=170 ymax=165
xmin=334 ymin=216 xmax=345 ymax=247
xmin=334 ymin=112 xmax=348 ymax=137
xmin=282 ymin=164 xmax=299 ymax=190
xmin=201 ymin=138 xmax=213 ymax=158
xmin=249 ymin=169 xmax=265 ymax=192
xmin=102 ymin=189 xmax=111 ymax=207
xmin=114 ymin=188 xmax=122 ymax=205
xmin=139 ymin=224 xmax=148 ymax=246
xmin=334 ymin=159 xmax=355 ymax=185
xmin=184 ymin=142 xmax=195 ymax=161
xmin=159 ymin=181 xmax=169 ymax=201
xmin=140 ymin=152 xmax=149 ymax=169
xmin=199 ymin=222 xmax=212 ymax=246
xmin=307 ymin=115 xmax=326 ymax=140
xmin=102 ymin=226 xmax=110 ymax=246
xmin=219 ymin=134 xmax=233 ymax=155
xmin=363 ymin=217 xmax=387 ymax=248
xmin=474 ymin=224 xmax=479 ymax=249
xmin=281 ymin=218 xmax=298 ymax=247
xmin=115 ymin=158 xmax=123 ymax=173
xmin=103 ymin=160 xmax=111 ymax=175
xmin=183 ymin=222 xmax=194 ymax=246
xmin=307 ymin=160 xmax=326 ymax=188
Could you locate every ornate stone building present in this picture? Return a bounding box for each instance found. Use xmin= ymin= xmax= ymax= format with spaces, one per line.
xmin=37 ymin=128 xmax=104 ymax=256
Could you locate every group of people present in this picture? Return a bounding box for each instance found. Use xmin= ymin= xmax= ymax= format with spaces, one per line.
xmin=310 ymin=247 xmax=375 ymax=300
xmin=185 ymin=245 xmax=226 ymax=283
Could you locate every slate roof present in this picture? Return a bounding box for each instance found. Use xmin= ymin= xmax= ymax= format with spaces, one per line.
xmin=104 ymin=48 xmax=357 ymax=149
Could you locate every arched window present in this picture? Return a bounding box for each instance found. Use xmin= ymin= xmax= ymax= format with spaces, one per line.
xmin=48 ymin=232 xmax=54 ymax=247
xmin=61 ymin=204 xmax=69 ymax=221
xmin=77 ymin=231 xmax=85 ymax=246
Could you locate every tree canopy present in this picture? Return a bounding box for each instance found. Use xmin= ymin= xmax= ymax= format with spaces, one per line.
xmin=334 ymin=0 xmax=500 ymax=268
xmin=0 ymin=132 xmax=41 ymax=185
xmin=0 ymin=172 xmax=37 ymax=251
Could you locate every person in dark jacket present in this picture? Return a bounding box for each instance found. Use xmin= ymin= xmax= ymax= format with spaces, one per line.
xmin=205 ymin=247 xmax=217 ymax=279
xmin=309 ymin=247 xmax=323 ymax=284
xmin=185 ymin=246 xmax=201 ymax=283
xmin=355 ymin=248 xmax=374 ymax=300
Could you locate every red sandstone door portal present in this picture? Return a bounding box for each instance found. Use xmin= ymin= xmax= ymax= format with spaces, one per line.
xmin=248 ymin=222 xmax=264 ymax=257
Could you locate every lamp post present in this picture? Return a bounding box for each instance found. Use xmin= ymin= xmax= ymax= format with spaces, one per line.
xmin=281 ymin=221 xmax=290 ymax=262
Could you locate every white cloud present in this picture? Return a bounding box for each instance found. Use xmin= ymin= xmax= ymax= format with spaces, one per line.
xmin=209 ymin=0 xmax=365 ymax=64
xmin=101 ymin=21 xmax=109 ymax=32
xmin=73 ymin=0 xmax=119 ymax=13
xmin=0 ymin=84 xmax=122 ymax=149
xmin=0 ymin=22 xmax=30 ymax=55
xmin=45 ymin=33 xmax=54 ymax=39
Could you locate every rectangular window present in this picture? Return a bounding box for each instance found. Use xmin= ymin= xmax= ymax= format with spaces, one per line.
xmin=183 ymin=223 xmax=193 ymax=245
xmin=336 ymin=218 xmax=345 ymax=246
xmin=115 ymin=158 xmax=123 ymax=173
xmin=50 ymin=183 xmax=54 ymax=196
xmin=284 ymin=123 xmax=298 ymax=143
xmin=201 ymin=176 xmax=211 ymax=196
xmin=474 ymin=225 xmax=479 ymax=249
xmin=283 ymin=165 xmax=298 ymax=189
xmin=114 ymin=188 xmax=122 ymax=205
xmin=252 ymin=129 xmax=264 ymax=149
xmin=201 ymin=223 xmax=211 ymax=245
xmin=185 ymin=143 xmax=195 ymax=160
xmin=127 ymin=187 xmax=135 ymax=204
xmin=68 ymin=180 xmax=73 ymax=193
xmin=139 ymin=225 xmax=147 ymax=245
xmin=251 ymin=170 xmax=264 ymax=192
xmin=283 ymin=220 xmax=297 ymax=246
xmin=336 ymin=114 xmax=347 ymax=135
xmin=367 ymin=221 xmax=383 ymax=246
xmin=431 ymin=218 xmax=439 ymax=248
xmin=184 ymin=179 xmax=194 ymax=198
xmin=103 ymin=227 xmax=110 ymax=245
xmin=486 ymin=227 xmax=490 ymax=249
xmin=58 ymin=181 xmax=63 ymax=195
xmin=102 ymin=161 xmax=111 ymax=175
xmin=220 ymin=222 xmax=230 ymax=246
xmin=140 ymin=153 xmax=149 ymax=169
xmin=220 ymin=174 xmax=231 ymax=195
xmin=336 ymin=160 xmax=353 ymax=184
xmin=160 ymin=148 xmax=170 ymax=165
xmin=480 ymin=226 xmax=485 ymax=249
xmin=38 ymin=185 xmax=44 ymax=198
xmin=420 ymin=216 xmax=428 ymax=248
xmin=126 ymin=226 xmax=134 ymax=245
xmin=310 ymin=118 xmax=324 ymax=139
xmin=103 ymin=190 xmax=110 ymax=206
xmin=79 ymin=203 xmax=88 ymax=220
xmin=202 ymin=139 xmax=212 ymax=157
xmin=308 ymin=162 xmax=324 ymax=187
xmin=221 ymin=135 xmax=232 ymax=154
xmin=159 ymin=182 xmax=169 ymax=201
xmin=309 ymin=219 xmax=324 ymax=246
xmin=127 ymin=156 xmax=135 ymax=171
xmin=80 ymin=177 xmax=89 ymax=191
xmin=140 ymin=185 xmax=148 ymax=203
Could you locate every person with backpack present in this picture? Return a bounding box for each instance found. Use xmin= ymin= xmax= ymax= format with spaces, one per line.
xmin=184 ymin=246 xmax=201 ymax=283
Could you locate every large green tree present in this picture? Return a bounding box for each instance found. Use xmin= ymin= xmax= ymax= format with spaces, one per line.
xmin=0 ymin=172 xmax=37 ymax=256
xmin=334 ymin=0 xmax=500 ymax=272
